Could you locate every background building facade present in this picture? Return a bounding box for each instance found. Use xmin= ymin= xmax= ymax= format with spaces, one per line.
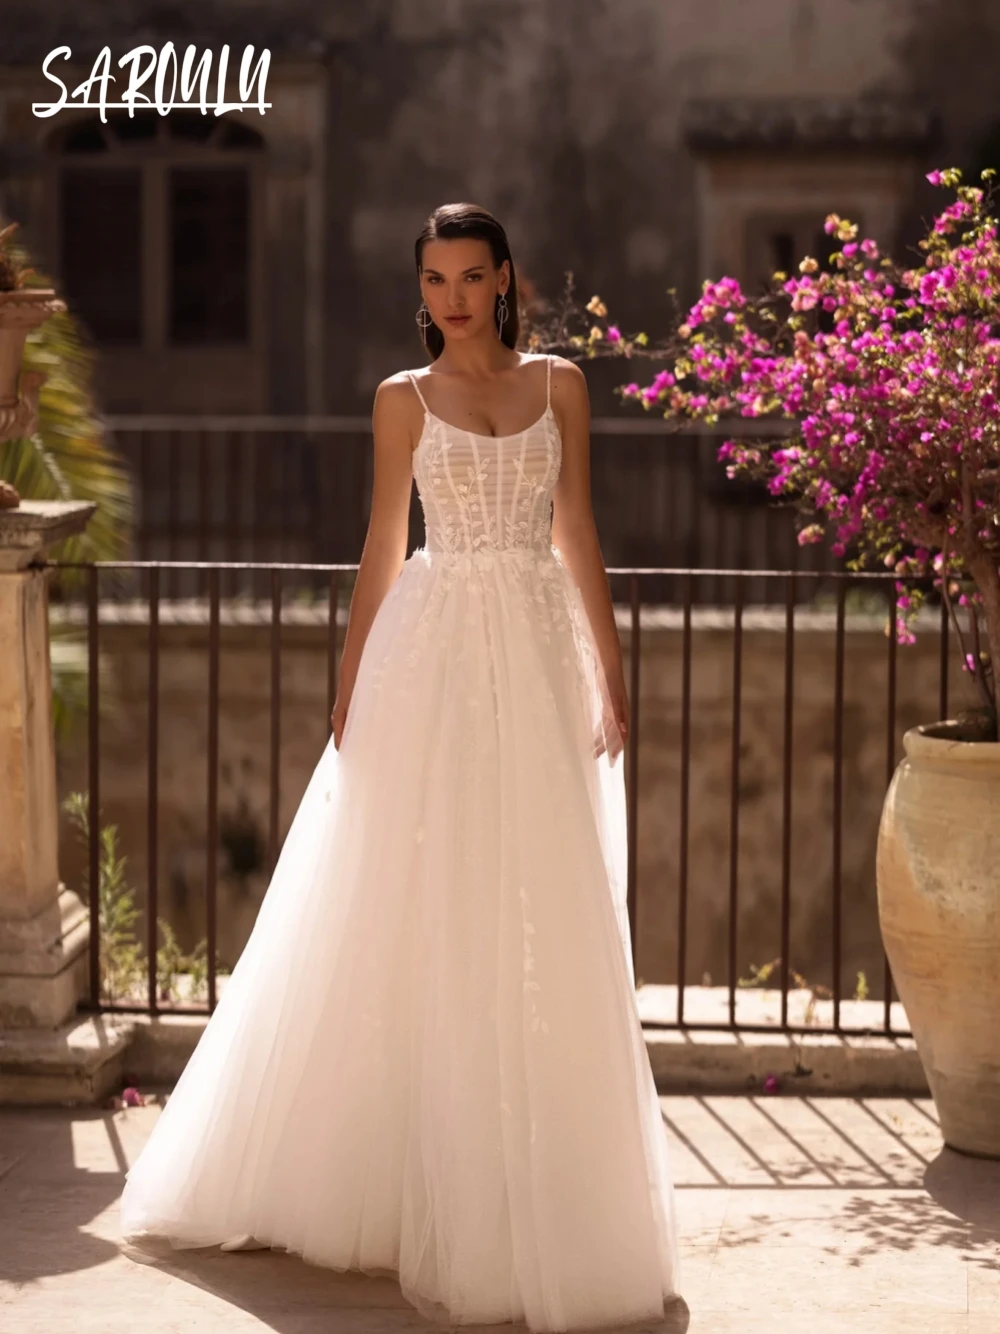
xmin=1 ymin=0 xmax=990 ymax=418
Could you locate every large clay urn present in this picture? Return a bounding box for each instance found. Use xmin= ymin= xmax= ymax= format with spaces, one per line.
xmin=0 ymin=286 xmax=67 ymax=508
xmin=877 ymin=722 xmax=1000 ymax=1158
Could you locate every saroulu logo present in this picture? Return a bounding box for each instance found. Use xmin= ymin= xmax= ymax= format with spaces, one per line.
xmin=33 ymin=43 xmax=271 ymax=119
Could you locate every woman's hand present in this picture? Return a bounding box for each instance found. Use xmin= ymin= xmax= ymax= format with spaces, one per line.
xmin=593 ymin=672 xmax=629 ymax=762
xmin=330 ymin=693 xmax=350 ymax=750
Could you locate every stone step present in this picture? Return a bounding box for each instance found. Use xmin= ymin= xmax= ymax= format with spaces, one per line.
xmin=0 ymin=987 xmax=929 ymax=1105
xmin=0 ymin=1013 xmax=135 ymax=1105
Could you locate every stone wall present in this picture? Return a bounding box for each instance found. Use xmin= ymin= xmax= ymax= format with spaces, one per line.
xmin=54 ymin=599 xmax=977 ymax=997
xmin=1 ymin=0 xmax=993 ymax=414
xmin=631 ymin=604 xmax=976 ymax=996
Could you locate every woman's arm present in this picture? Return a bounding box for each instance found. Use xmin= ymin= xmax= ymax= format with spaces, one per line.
xmin=331 ymin=375 xmax=417 ymax=747
xmin=549 ymin=358 xmax=630 ymax=751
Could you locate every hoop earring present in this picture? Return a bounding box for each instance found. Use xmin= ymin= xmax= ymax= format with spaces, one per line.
xmin=415 ymin=302 xmax=433 ymax=344
xmin=496 ymin=293 xmax=509 ymax=335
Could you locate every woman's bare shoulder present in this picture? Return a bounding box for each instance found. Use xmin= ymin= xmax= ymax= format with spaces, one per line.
xmin=373 ymin=369 xmax=423 ymax=415
xmin=544 ymin=352 xmax=584 ymax=381
xmin=376 ymin=368 xmax=423 ymax=394
xmin=545 ymin=354 xmax=588 ymax=410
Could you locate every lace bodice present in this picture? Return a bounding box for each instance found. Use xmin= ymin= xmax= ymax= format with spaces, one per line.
xmin=408 ymin=355 xmax=561 ymax=557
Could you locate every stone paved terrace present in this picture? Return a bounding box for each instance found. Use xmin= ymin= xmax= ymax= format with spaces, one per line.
xmin=2 ymin=1095 xmax=999 ymax=1332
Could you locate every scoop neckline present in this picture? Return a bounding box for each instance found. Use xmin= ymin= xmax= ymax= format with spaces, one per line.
xmin=409 ymin=354 xmax=554 ymax=442
xmin=420 ymin=402 xmax=554 ymax=441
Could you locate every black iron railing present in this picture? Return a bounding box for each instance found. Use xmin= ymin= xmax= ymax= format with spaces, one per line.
xmin=50 ymin=559 xmax=960 ymax=1038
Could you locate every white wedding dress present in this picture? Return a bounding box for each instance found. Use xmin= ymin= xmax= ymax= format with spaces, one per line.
xmin=119 ymin=354 xmax=679 ymax=1331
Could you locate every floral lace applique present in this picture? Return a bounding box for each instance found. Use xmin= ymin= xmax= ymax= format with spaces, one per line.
xmin=519 ymin=883 xmax=549 ymax=1037
xmin=414 ymin=413 xmax=561 ymax=557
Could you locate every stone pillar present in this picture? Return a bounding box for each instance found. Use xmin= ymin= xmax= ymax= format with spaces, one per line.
xmin=0 ymin=500 xmax=95 ymax=1026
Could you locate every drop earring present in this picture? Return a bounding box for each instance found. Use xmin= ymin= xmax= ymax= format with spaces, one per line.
xmin=416 ymin=302 xmax=433 ymax=344
xmin=495 ymin=293 xmax=509 ymax=335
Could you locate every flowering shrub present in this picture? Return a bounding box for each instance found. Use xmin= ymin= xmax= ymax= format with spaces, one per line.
xmin=608 ymin=169 xmax=1000 ymax=737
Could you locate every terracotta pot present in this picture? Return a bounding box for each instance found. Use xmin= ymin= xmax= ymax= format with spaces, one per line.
xmin=877 ymin=722 xmax=1000 ymax=1157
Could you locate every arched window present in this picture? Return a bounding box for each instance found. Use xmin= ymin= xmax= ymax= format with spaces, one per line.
xmin=53 ymin=111 xmax=264 ymax=348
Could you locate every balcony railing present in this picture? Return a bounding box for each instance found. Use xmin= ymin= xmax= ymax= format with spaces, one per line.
xmin=48 ymin=559 xmax=964 ymax=1040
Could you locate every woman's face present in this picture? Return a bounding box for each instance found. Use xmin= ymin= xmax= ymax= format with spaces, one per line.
xmin=419 ymin=237 xmax=509 ymax=341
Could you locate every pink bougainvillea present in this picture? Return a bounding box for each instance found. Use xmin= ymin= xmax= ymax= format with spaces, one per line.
xmin=618 ymin=168 xmax=1000 ymax=733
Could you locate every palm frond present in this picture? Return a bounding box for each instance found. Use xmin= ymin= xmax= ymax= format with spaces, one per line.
xmin=0 ymin=224 xmax=134 ymax=574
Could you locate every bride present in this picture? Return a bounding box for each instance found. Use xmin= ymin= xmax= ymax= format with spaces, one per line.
xmin=120 ymin=201 xmax=680 ymax=1332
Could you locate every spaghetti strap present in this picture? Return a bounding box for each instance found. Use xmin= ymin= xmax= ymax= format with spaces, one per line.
xmin=406 ymin=370 xmax=430 ymax=412
xmin=545 ymin=354 xmax=552 ymax=410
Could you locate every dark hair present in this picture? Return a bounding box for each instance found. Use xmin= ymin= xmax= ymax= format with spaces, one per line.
xmin=414 ymin=202 xmax=519 ymax=360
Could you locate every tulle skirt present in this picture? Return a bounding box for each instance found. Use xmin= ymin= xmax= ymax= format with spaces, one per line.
xmin=119 ymin=544 xmax=679 ymax=1332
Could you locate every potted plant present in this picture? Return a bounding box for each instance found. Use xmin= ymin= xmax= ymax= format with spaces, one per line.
xmin=600 ymin=167 xmax=1000 ymax=1156
xmin=0 ymin=220 xmax=67 ymax=508
xmin=0 ymin=218 xmax=132 ymax=745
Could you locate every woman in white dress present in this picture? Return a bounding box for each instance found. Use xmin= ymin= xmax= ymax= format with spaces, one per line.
xmin=120 ymin=202 xmax=679 ymax=1332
